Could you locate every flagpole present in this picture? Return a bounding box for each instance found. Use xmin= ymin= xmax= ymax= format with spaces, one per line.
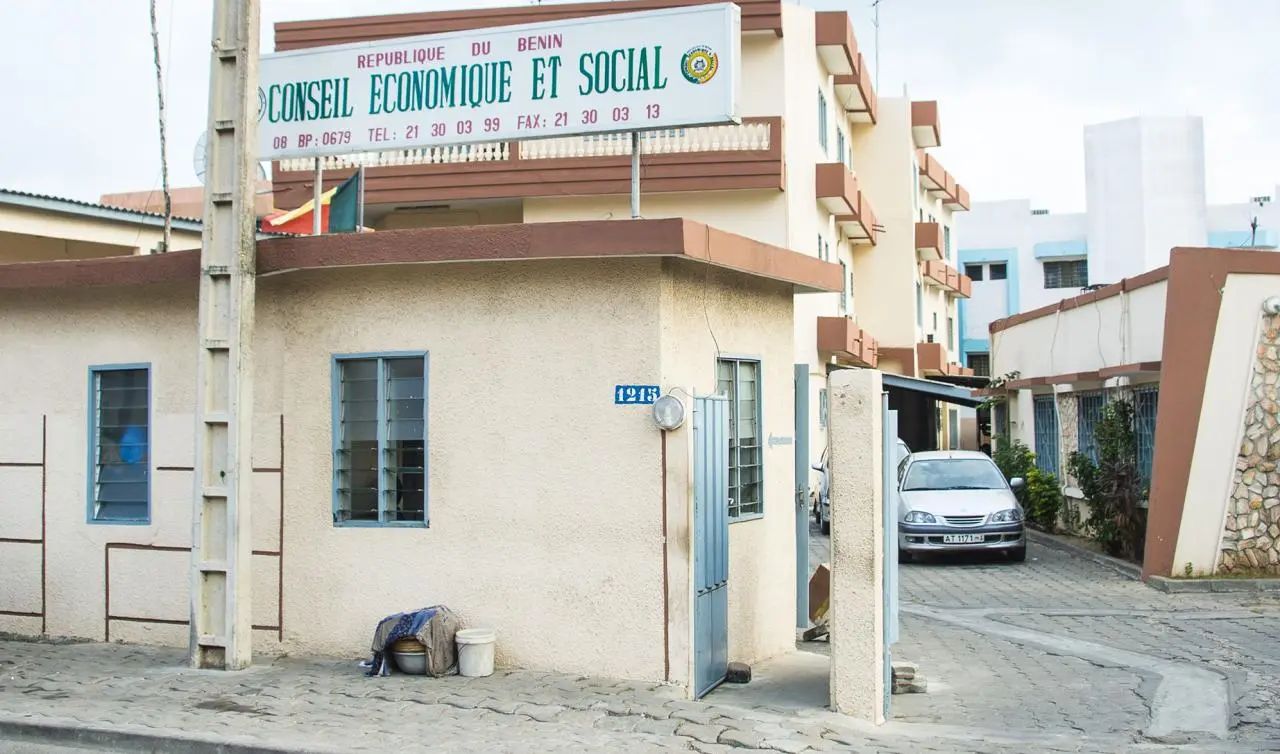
xmin=356 ymin=166 xmax=366 ymax=233
xmin=312 ymin=157 xmax=322 ymax=235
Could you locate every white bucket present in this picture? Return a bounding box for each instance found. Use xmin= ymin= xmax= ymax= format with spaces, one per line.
xmin=455 ymin=628 xmax=496 ymax=677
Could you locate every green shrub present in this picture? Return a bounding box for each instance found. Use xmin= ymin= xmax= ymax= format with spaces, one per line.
xmin=1066 ymin=398 xmax=1146 ymax=562
xmin=991 ymin=436 xmax=1062 ymax=531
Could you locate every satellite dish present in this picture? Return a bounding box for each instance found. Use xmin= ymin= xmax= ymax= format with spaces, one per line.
xmin=194 ymin=130 xmax=268 ymax=185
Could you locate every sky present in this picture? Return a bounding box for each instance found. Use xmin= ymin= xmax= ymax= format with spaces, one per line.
xmin=0 ymin=0 xmax=1275 ymax=211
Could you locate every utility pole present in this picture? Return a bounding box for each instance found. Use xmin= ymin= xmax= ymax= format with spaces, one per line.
xmin=191 ymin=0 xmax=260 ymax=670
xmin=148 ymin=0 xmax=172 ymax=253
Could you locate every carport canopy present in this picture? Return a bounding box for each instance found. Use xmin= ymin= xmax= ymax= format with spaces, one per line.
xmin=881 ymin=373 xmax=983 ymax=408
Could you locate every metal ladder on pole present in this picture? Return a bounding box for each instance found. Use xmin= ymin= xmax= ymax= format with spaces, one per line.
xmin=190 ymin=0 xmax=261 ymax=670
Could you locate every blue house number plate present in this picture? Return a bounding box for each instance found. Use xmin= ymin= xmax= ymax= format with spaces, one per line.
xmin=615 ymin=385 xmax=660 ymax=405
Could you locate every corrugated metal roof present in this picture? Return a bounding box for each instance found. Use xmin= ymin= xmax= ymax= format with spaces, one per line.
xmin=0 ymin=188 xmax=293 ymax=238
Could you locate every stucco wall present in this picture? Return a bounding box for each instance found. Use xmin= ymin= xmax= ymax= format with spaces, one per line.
xmin=991 ymin=280 xmax=1166 ymax=380
xmin=0 ymin=256 xmax=800 ymax=685
xmin=659 ymin=260 xmax=797 ymax=667
xmin=850 ymin=98 xmax=917 ymax=351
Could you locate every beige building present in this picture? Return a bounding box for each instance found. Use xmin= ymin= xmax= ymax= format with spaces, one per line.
xmin=0 ymin=189 xmax=204 ymax=262
xmin=0 ymin=219 xmax=837 ymax=691
xmin=0 ymin=0 xmax=983 ymax=696
xmin=989 ymin=246 xmax=1280 ymax=578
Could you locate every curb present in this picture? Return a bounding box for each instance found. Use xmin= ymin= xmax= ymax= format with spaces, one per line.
xmin=1026 ymin=529 xmax=1142 ymax=580
xmin=0 ymin=714 xmax=340 ymax=754
xmin=1146 ymin=574 xmax=1280 ymax=594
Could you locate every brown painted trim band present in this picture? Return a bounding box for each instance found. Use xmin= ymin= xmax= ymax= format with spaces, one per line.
xmin=0 ymin=538 xmax=41 ymax=545
xmin=1099 ymin=361 xmax=1162 ymax=379
xmin=2 ymin=219 xmax=842 ymax=295
xmin=990 ymin=266 xmax=1170 ymax=334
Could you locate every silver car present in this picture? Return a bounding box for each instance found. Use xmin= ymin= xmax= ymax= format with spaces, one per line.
xmin=814 ymin=438 xmax=910 ymax=535
xmin=896 ymin=450 xmax=1026 ymax=563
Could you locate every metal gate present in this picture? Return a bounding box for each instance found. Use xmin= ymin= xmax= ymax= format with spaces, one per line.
xmin=693 ymin=395 xmax=730 ymax=699
xmin=881 ymin=395 xmax=900 ymax=718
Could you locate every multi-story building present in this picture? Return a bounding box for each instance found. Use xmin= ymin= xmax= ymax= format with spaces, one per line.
xmin=270 ymin=0 xmax=975 ymax=458
xmin=957 ymin=115 xmax=1278 ymax=375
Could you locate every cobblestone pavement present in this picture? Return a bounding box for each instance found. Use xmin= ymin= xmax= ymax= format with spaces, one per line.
xmin=0 ymin=637 xmax=1256 ymax=754
xmin=803 ymin=521 xmax=1280 ymax=748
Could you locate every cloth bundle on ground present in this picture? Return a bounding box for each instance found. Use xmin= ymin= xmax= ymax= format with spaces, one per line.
xmin=361 ymin=605 xmax=461 ymax=677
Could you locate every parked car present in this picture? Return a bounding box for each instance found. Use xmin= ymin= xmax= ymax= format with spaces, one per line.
xmin=896 ymin=450 xmax=1026 ymax=562
xmin=812 ymin=438 xmax=911 ymax=535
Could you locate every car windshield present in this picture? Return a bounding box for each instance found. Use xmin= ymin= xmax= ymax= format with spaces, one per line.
xmin=901 ymin=458 xmax=1007 ymax=491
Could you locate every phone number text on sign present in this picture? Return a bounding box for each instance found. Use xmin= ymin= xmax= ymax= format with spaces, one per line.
xmin=257 ymin=3 xmax=740 ymax=160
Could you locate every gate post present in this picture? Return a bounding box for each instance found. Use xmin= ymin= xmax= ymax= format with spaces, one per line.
xmin=827 ymin=369 xmax=885 ymax=723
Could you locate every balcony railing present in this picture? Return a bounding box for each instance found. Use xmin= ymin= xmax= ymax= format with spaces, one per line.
xmin=917 ymin=342 xmax=973 ymax=377
xmin=920 ymin=259 xmax=972 ymax=298
xmin=817 ymin=316 xmax=879 ymax=368
xmin=271 ymin=117 xmax=783 ymax=206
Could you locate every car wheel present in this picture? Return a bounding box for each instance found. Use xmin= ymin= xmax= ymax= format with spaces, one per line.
xmin=1006 ymin=545 xmax=1026 ymax=563
xmin=898 ymin=550 xmax=913 ymax=564
xmin=820 ymin=518 xmax=830 ymax=535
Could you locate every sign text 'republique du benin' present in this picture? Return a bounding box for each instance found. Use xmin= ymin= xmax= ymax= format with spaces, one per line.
xmin=257 ymin=4 xmax=742 ymax=161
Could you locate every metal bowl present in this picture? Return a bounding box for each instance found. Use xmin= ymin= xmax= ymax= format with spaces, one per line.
xmin=390 ymin=649 xmax=427 ymax=675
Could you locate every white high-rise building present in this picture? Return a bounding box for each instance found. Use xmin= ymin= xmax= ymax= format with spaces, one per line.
xmin=956 ymin=115 xmax=1277 ymax=378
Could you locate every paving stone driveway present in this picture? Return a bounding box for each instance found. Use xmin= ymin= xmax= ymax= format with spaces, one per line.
xmin=807 ymin=525 xmax=1280 ymax=747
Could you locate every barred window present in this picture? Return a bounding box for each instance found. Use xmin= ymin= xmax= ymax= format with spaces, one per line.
xmin=1033 ymin=395 xmax=1059 ymax=477
xmin=968 ymin=353 xmax=991 ymax=377
xmin=1076 ymin=392 xmax=1106 ymax=463
xmin=1044 ymin=259 xmax=1088 ymax=289
xmin=717 ymin=358 xmax=762 ymax=520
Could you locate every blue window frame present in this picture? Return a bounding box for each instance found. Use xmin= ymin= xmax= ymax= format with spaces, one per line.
xmin=1032 ymin=394 xmax=1059 ymax=477
xmin=1135 ymin=385 xmax=1159 ymax=485
xmin=817 ymin=90 xmax=828 ymax=153
xmin=915 ymin=281 xmax=923 ymax=326
xmin=1076 ymin=391 xmax=1106 ymax=463
xmin=87 ymin=364 xmax=151 ymax=524
xmin=944 ymin=225 xmax=952 ymax=261
xmin=836 ymin=129 xmax=846 ymax=169
xmin=332 ymin=352 xmax=428 ymax=527
xmin=717 ymin=357 xmax=763 ymax=520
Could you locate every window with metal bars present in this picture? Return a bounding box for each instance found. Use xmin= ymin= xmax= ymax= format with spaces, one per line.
xmin=717 ymin=358 xmax=763 ymax=520
xmin=968 ymin=353 xmax=991 ymax=377
xmin=1134 ymin=385 xmax=1159 ymax=485
xmin=818 ymin=388 xmax=829 ymax=429
xmin=1076 ymin=391 xmax=1106 ymax=463
xmin=1032 ymin=395 xmax=1059 ymax=477
xmin=1043 ymin=259 xmax=1088 ymax=289
xmin=965 ymin=264 xmax=984 ymax=281
xmin=88 ymin=365 xmax=150 ymax=523
xmin=993 ymin=401 xmax=1009 ymax=438
xmin=837 ymin=130 xmax=846 ymax=169
xmin=333 ymin=353 xmax=428 ymax=526
xmin=944 ymin=225 xmax=952 ymax=261
xmin=947 ymin=316 xmax=955 ymax=351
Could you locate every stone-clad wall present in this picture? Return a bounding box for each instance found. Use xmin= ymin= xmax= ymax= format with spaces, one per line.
xmin=1219 ymin=314 xmax=1280 ymax=573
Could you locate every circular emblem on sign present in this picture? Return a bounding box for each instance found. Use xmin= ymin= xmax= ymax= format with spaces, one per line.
xmin=257 ymin=87 xmax=267 ymax=121
xmin=681 ymin=46 xmax=719 ymax=85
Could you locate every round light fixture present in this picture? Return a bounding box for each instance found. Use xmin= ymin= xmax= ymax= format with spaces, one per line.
xmin=1263 ymin=296 xmax=1280 ymax=315
xmin=652 ymin=394 xmax=686 ymax=431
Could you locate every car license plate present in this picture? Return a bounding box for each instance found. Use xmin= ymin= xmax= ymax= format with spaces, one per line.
xmin=943 ymin=534 xmax=985 ymax=544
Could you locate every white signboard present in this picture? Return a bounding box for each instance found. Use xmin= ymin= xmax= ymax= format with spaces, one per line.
xmin=257 ymin=4 xmax=741 ymax=161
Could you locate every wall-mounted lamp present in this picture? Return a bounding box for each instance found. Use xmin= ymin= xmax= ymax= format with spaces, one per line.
xmin=652 ymin=394 xmax=686 ymax=431
xmin=1263 ymin=296 xmax=1280 ymax=316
